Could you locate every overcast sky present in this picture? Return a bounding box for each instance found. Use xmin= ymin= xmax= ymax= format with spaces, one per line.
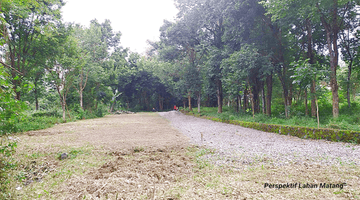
xmin=61 ymin=0 xmax=178 ymax=54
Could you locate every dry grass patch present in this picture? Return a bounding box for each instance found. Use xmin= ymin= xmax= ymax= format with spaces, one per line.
xmin=8 ymin=144 xmax=113 ymax=199
xmin=6 ymin=145 xmax=360 ymax=199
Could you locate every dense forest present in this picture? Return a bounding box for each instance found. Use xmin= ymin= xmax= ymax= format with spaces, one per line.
xmin=1 ymin=0 xmax=360 ymax=134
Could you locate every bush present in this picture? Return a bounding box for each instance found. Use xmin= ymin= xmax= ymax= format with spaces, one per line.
xmin=31 ymin=110 xmax=61 ymax=118
xmin=0 ymin=137 xmax=17 ymax=199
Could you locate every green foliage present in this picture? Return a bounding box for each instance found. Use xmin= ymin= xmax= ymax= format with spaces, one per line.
xmin=31 ymin=110 xmax=61 ymax=118
xmin=15 ymin=115 xmax=62 ymax=133
xmin=185 ymin=107 xmax=360 ymax=144
xmin=188 ymin=106 xmax=360 ymax=132
xmin=0 ymin=137 xmax=17 ymax=198
xmin=0 ymin=66 xmax=24 ymax=198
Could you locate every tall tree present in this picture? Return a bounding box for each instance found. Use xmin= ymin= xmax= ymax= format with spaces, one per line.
xmin=0 ymin=0 xmax=64 ymax=100
xmin=175 ymin=0 xmax=229 ymax=113
xmin=262 ymin=0 xmax=359 ymax=117
xmin=45 ymin=23 xmax=81 ymax=122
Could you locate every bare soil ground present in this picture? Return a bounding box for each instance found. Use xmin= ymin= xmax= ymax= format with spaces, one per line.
xmin=24 ymin=113 xmax=189 ymax=150
xmin=8 ymin=112 xmax=360 ymax=199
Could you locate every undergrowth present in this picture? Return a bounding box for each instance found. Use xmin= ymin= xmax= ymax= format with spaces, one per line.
xmin=183 ymin=104 xmax=360 ymax=131
xmin=14 ymin=105 xmax=109 ymax=133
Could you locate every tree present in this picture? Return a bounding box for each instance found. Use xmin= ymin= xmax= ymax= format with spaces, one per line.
xmin=222 ymin=44 xmax=271 ymax=116
xmin=76 ymin=19 xmax=123 ymax=111
xmin=45 ymin=23 xmax=81 ymax=122
xmin=156 ymin=18 xmax=204 ymax=112
xmin=223 ymin=0 xmax=275 ymax=116
xmin=0 ymin=0 xmax=64 ymax=100
xmin=339 ymin=9 xmax=359 ymax=108
xmin=175 ymin=0 xmax=229 ymax=113
xmin=262 ymin=0 xmax=360 ymax=118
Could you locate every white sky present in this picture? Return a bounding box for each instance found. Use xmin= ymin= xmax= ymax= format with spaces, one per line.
xmin=61 ymin=0 xmax=178 ymax=55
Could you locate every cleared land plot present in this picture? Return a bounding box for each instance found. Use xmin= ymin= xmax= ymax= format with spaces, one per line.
xmin=7 ymin=112 xmax=360 ymax=199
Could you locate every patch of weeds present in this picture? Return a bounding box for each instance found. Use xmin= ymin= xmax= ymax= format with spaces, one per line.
xmin=0 ymin=138 xmax=17 ymax=199
xmin=222 ymin=186 xmax=232 ymax=195
xmin=29 ymin=152 xmax=48 ymax=159
xmin=15 ymin=171 xmax=27 ymax=181
xmin=334 ymin=190 xmax=344 ymax=195
xmin=133 ymin=146 xmax=145 ymax=153
xmin=195 ymin=148 xmax=215 ymax=158
xmin=69 ymin=149 xmax=83 ymax=159
xmin=196 ymin=159 xmax=211 ymax=170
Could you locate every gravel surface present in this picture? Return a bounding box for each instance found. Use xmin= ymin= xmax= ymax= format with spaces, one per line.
xmin=159 ymin=111 xmax=360 ymax=167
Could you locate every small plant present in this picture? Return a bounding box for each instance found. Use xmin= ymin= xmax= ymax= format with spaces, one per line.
xmin=133 ymin=146 xmax=145 ymax=153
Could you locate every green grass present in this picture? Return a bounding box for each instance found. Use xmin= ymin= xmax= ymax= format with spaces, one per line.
xmin=183 ymin=105 xmax=360 ymax=131
xmin=13 ymin=107 xmax=110 ymax=134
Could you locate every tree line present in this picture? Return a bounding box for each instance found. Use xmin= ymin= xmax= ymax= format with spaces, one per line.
xmin=1 ymin=0 xmax=360 ymax=126
xmin=1 ymin=0 xmax=176 ymax=123
xmin=149 ymin=0 xmax=360 ymax=119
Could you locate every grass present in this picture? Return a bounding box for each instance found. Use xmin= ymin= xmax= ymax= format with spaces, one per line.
xmin=4 ymin=141 xmax=360 ymax=199
xmin=0 ymin=105 xmax=109 ymax=198
xmin=13 ymin=108 xmax=109 ymax=134
xmin=183 ymin=105 xmax=360 ymax=131
xmin=7 ymin=144 xmax=113 ymax=199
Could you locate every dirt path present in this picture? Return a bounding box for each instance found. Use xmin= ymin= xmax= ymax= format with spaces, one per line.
xmin=25 ymin=113 xmax=189 ymax=151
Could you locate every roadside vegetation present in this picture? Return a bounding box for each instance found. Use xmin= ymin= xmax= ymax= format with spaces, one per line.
xmin=182 ymin=104 xmax=360 ymax=132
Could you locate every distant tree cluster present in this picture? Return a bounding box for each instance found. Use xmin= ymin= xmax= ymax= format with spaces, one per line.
xmin=1 ymin=0 xmax=360 ymax=123
xmin=149 ymin=0 xmax=360 ymax=118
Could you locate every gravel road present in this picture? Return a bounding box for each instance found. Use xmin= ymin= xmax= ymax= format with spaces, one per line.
xmin=159 ymin=111 xmax=360 ymax=167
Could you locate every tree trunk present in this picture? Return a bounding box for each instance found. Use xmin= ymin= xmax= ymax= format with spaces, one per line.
xmin=251 ymin=84 xmax=260 ymax=114
xmin=266 ymin=73 xmax=272 ymax=117
xmin=183 ymin=99 xmax=186 ymax=110
xmin=159 ymin=94 xmax=164 ymax=111
xmin=80 ymin=90 xmax=83 ymax=110
xmin=62 ymin=101 xmax=66 ymax=122
xmin=95 ymin=82 xmax=100 ymax=110
xmin=262 ymin=84 xmax=266 ymax=114
xmin=248 ymin=82 xmax=255 ymax=119
xmin=347 ymin=62 xmax=352 ymax=108
xmin=288 ymin=84 xmax=293 ymax=106
xmin=330 ymin=64 xmax=339 ymax=118
xmin=306 ymin=19 xmax=317 ymax=117
xmin=197 ymin=93 xmax=201 ymax=113
xmin=316 ymin=96 xmax=320 ymax=129
xmin=12 ymin=78 xmax=21 ymax=100
xmin=34 ymin=81 xmax=39 ymax=111
xmin=244 ymin=88 xmax=248 ymax=112
xmin=305 ymin=89 xmax=308 ymax=116
xmin=319 ymin=3 xmax=340 ymax=118
xmin=310 ymin=79 xmax=316 ymax=117
xmin=110 ymin=100 xmax=116 ymax=113
xmin=280 ymin=78 xmax=290 ymax=118
xmin=236 ymin=95 xmax=239 ymax=113
xmin=188 ymin=92 xmax=192 ymax=111
xmin=217 ymin=79 xmax=223 ymax=113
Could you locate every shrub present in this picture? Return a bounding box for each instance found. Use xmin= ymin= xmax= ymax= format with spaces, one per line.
xmin=31 ymin=110 xmax=61 ymax=118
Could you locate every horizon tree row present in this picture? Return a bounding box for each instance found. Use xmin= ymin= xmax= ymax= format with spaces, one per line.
xmin=149 ymin=0 xmax=360 ymax=118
